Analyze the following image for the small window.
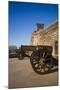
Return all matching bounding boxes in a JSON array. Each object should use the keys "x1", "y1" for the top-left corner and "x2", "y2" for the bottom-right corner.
[{"x1": 55, "y1": 41, "x2": 58, "y2": 55}]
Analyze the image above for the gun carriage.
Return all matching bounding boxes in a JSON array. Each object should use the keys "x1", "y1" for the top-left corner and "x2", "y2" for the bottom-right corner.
[{"x1": 16, "y1": 45, "x2": 58, "y2": 74}]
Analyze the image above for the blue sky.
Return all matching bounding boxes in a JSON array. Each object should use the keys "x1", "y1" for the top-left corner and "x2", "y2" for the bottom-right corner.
[{"x1": 9, "y1": 1, "x2": 58, "y2": 47}]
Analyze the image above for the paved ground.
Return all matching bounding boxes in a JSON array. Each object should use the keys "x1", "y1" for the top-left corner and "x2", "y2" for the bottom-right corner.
[{"x1": 8, "y1": 58, "x2": 58, "y2": 89}]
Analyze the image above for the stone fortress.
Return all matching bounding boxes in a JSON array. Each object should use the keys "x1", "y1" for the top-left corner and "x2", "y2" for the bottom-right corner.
[{"x1": 31, "y1": 20, "x2": 58, "y2": 57}]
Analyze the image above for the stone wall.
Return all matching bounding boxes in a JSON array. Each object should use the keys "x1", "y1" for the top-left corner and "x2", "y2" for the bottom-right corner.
[{"x1": 31, "y1": 21, "x2": 58, "y2": 57}]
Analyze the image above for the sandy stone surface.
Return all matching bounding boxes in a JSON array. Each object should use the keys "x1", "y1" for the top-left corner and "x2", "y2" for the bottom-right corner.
[{"x1": 8, "y1": 58, "x2": 58, "y2": 89}]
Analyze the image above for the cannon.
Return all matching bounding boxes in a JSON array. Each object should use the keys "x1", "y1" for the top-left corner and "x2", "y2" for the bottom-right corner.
[{"x1": 16, "y1": 45, "x2": 58, "y2": 74}]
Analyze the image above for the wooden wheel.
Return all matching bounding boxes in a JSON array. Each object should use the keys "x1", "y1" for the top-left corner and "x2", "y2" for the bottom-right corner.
[
  {"x1": 17, "y1": 49, "x2": 25, "y2": 60},
  {"x1": 30, "y1": 50, "x2": 53, "y2": 74},
  {"x1": 18, "y1": 53, "x2": 24, "y2": 60}
]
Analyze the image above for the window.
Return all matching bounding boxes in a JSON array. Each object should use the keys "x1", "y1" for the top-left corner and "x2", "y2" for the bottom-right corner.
[{"x1": 55, "y1": 41, "x2": 58, "y2": 55}]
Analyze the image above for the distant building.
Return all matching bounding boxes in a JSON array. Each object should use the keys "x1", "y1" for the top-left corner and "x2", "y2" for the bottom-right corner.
[
  {"x1": 9, "y1": 45, "x2": 17, "y2": 52},
  {"x1": 31, "y1": 21, "x2": 58, "y2": 57}
]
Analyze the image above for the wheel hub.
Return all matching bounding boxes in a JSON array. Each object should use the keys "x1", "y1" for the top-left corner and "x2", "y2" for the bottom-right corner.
[{"x1": 39, "y1": 58, "x2": 45, "y2": 65}]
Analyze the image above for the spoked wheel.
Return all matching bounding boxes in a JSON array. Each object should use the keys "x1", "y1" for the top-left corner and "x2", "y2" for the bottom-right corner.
[
  {"x1": 30, "y1": 50, "x2": 53, "y2": 74},
  {"x1": 18, "y1": 54, "x2": 24, "y2": 60}
]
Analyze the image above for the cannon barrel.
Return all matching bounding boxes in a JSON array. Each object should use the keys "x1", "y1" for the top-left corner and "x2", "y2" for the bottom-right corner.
[{"x1": 20, "y1": 45, "x2": 52, "y2": 53}]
